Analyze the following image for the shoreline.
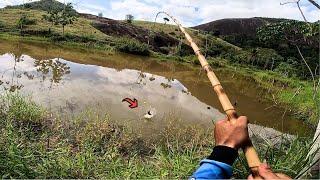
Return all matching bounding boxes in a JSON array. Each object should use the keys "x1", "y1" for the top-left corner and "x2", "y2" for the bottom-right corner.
[{"x1": 0, "y1": 33, "x2": 317, "y2": 127}]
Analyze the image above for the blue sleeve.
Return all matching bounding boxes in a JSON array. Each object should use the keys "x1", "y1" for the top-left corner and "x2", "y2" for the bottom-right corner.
[{"x1": 190, "y1": 159, "x2": 233, "y2": 179}]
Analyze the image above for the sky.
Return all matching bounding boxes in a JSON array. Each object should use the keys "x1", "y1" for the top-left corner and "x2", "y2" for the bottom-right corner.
[{"x1": 0, "y1": 0, "x2": 319, "y2": 26}]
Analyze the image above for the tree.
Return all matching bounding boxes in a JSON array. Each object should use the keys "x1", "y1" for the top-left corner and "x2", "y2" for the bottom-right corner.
[
  {"x1": 42, "y1": 5, "x2": 59, "y2": 25},
  {"x1": 125, "y1": 14, "x2": 134, "y2": 23},
  {"x1": 42, "y1": 6, "x2": 60, "y2": 34},
  {"x1": 58, "y1": 3, "x2": 77, "y2": 36},
  {"x1": 17, "y1": 15, "x2": 28, "y2": 35},
  {"x1": 42, "y1": 2, "x2": 77, "y2": 36},
  {"x1": 17, "y1": 14, "x2": 36, "y2": 35},
  {"x1": 257, "y1": 20, "x2": 319, "y2": 79},
  {"x1": 16, "y1": 0, "x2": 36, "y2": 35},
  {"x1": 280, "y1": 1, "x2": 320, "y2": 177},
  {"x1": 163, "y1": 17, "x2": 169, "y2": 24}
]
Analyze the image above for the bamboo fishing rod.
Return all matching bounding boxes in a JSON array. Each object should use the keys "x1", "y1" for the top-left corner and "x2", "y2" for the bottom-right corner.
[{"x1": 155, "y1": 11, "x2": 261, "y2": 174}]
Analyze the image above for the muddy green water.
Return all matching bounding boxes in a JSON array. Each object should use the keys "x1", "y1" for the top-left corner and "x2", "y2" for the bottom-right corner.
[{"x1": 0, "y1": 40, "x2": 313, "y2": 136}]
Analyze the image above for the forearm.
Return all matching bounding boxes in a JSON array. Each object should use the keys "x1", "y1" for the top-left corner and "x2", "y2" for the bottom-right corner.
[{"x1": 191, "y1": 146, "x2": 238, "y2": 179}]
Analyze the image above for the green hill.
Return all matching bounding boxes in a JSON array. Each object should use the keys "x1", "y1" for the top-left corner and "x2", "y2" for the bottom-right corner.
[
  {"x1": 0, "y1": 0, "x2": 318, "y2": 81},
  {"x1": 0, "y1": 8, "x2": 107, "y2": 39},
  {"x1": 5, "y1": 0, "x2": 77, "y2": 14},
  {"x1": 193, "y1": 17, "x2": 287, "y2": 37},
  {"x1": 0, "y1": 2, "x2": 240, "y2": 57}
]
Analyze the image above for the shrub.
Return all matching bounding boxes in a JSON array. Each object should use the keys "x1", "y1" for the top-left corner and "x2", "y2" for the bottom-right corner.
[
  {"x1": 253, "y1": 48, "x2": 284, "y2": 70},
  {"x1": 235, "y1": 136, "x2": 319, "y2": 179},
  {"x1": 229, "y1": 48, "x2": 284, "y2": 70},
  {"x1": 115, "y1": 38, "x2": 150, "y2": 56},
  {"x1": 0, "y1": 20, "x2": 4, "y2": 28},
  {"x1": 275, "y1": 62, "x2": 298, "y2": 78},
  {"x1": 205, "y1": 44, "x2": 222, "y2": 57},
  {"x1": 17, "y1": 15, "x2": 37, "y2": 27},
  {"x1": 176, "y1": 43, "x2": 193, "y2": 56},
  {"x1": 229, "y1": 50, "x2": 252, "y2": 64},
  {"x1": 0, "y1": 93, "x2": 45, "y2": 124},
  {"x1": 206, "y1": 43, "x2": 237, "y2": 58},
  {"x1": 50, "y1": 33, "x2": 97, "y2": 43}
]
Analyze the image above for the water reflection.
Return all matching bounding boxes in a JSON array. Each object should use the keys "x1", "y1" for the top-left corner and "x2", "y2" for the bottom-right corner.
[
  {"x1": 0, "y1": 40, "x2": 313, "y2": 135},
  {"x1": 0, "y1": 54, "x2": 24, "y2": 92},
  {"x1": 34, "y1": 58, "x2": 70, "y2": 83},
  {"x1": 0, "y1": 53, "x2": 71, "y2": 92},
  {"x1": 0, "y1": 53, "x2": 222, "y2": 129}
]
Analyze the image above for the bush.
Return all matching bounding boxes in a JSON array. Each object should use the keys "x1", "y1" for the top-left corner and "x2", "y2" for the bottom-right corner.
[
  {"x1": 115, "y1": 38, "x2": 150, "y2": 56},
  {"x1": 275, "y1": 62, "x2": 298, "y2": 78},
  {"x1": 205, "y1": 44, "x2": 222, "y2": 57},
  {"x1": 176, "y1": 43, "x2": 193, "y2": 57},
  {"x1": 17, "y1": 15, "x2": 37, "y2": 27},
  {"x1": 228, "y1": 48, "x2": 284, "y2": 70},
  {"x1": 205, "y1": 43, "x2": 237, "y2": 58},
  {"x1": 50, "y1": 33, "x2": 97, "y2": 43},
  {"x1": 0, "y1": 20, "x2": 5, "y2": 32},
  {"x1": 235, "y1": 136, "x2": 318, "y2": 179},
  {"x1": 253, "y1": 48, "x2": 284, "y2": 70},
  {"x1": 229, "y1": 50, "x2": 252, "y2": 64},
  {"x1": 0, "y1": 20, "x2": 4, "y2": 28},
  {"x1": 2, "y1": 94, "x2": 44, "y2": 124}
]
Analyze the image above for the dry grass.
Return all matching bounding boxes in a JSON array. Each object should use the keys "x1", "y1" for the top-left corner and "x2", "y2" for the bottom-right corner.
[
  {"x1": 133, "y1": 20, "x2": 241, "y2": 50},
  {"x1": 0, "y1": 8, "x2": 108, "y2": 39}
]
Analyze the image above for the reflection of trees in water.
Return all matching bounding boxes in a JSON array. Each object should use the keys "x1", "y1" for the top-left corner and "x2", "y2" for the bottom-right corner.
[
  {"x1": 0, "y1": 54, "x2": 24, "y2": 92},
  {"x1": 136, "y1": 71, "x2": 183, "y2": 91},
  {"x1": 136, "y1": 72, "x2": 147, "y2": 85},
  {"x1": 0, "y1": 54, "x2": 71, "y2": 92},
  {"x1": 160, "y1": 77, "x2": 174, "y2": 89},
  {"x1": 34, "y1": 58, "x2": 71, "y2": 83}
]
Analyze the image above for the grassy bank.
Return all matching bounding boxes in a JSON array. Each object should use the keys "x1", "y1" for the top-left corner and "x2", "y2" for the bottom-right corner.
[
  {"x1": 0, "y1": 8, "x2": 151, "y2": 56},
  {"x1": 0, "y1": 93, "x2": 318, "y2": 179},
  {"x1": 0, "y1": 9, "x2": 108, "y2": 39},
  {"x1": 0, "y1": 6, "x2": 317, "y2": 125},
  {"x1": 0, "y1": 33, "x2": 151, "y2": 56},
  {"x1": 0, "y1": 33, "x2": 115, "y2": 52},
  {"x1": 1, "y1": 30, "x2": 316, "y2": 126},
  {"x1": 1, "y1": 32, "x2": 317, "y2": 126},
  {"x1": 214, "y1": 60, "x2": 318, "y2": 124},
  {"x1": 154, "y1": 54, "x2": 319, "y2": 125},
  {"x1": 227, "y1": 64, "x2": 318, "y2": 124}
]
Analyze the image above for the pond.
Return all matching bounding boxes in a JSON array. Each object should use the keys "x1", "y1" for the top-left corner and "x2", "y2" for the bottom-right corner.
[{"x1": 0, "y1": 40, "x2": 312, "y2": 136}]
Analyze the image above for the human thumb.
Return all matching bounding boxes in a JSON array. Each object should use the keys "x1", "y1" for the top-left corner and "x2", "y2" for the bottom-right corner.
[{"x1": 258, "y1": 163, "x2": 279, "y2": 179}]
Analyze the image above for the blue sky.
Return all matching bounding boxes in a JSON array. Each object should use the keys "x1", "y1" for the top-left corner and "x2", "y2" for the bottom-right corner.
[{"x1": 0, "y1": 0, "x2": 319, "y2": 26}]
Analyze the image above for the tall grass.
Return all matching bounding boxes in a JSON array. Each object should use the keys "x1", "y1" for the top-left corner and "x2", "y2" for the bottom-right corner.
[
  {"x1": 115, "y1": 37, "x2": 150, "y2": 56},
  {"x1": 234, "y1": 135, "x2": 319, "y2": 178},
  {"x1": 0, "y1": 93, "x2": 318, "y2": 178}
]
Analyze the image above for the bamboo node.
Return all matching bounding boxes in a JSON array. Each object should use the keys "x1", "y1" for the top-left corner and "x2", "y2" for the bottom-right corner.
[
  {"x1": 195, "y1": 49, "x2": 201, "y2": 54},
  {"x1": 225, "y1": 108, "x2": 236, "y2": 112},
  {"x1": 202, "y1": 64, "x2": 210, "y2": 70},
  {"x1": 212, "y1": 83, "x2": 221, "y2": 88}
]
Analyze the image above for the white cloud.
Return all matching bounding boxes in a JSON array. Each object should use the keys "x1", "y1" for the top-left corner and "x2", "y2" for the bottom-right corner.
[
  {"x1": 110, "y1": 0, "x2": 158, "y2": 20},
  {"x1": 197, "y1": 0, "x2": 319, "y2": 24},
  {"x1": 0, "y1": 0, "x2": 319, "y2": 26},
  {"x1": 104, "y1": 0, "x2": 319, "y2": 26}
]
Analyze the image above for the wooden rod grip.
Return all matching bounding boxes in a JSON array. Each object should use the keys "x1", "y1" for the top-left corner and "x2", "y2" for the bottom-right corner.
[
  {"x1": 226, "y1": 109, "x2": 262, "y2": 171},
  {"x1": 243, "y1": 141, "x2": 261, "y2": 169}
]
